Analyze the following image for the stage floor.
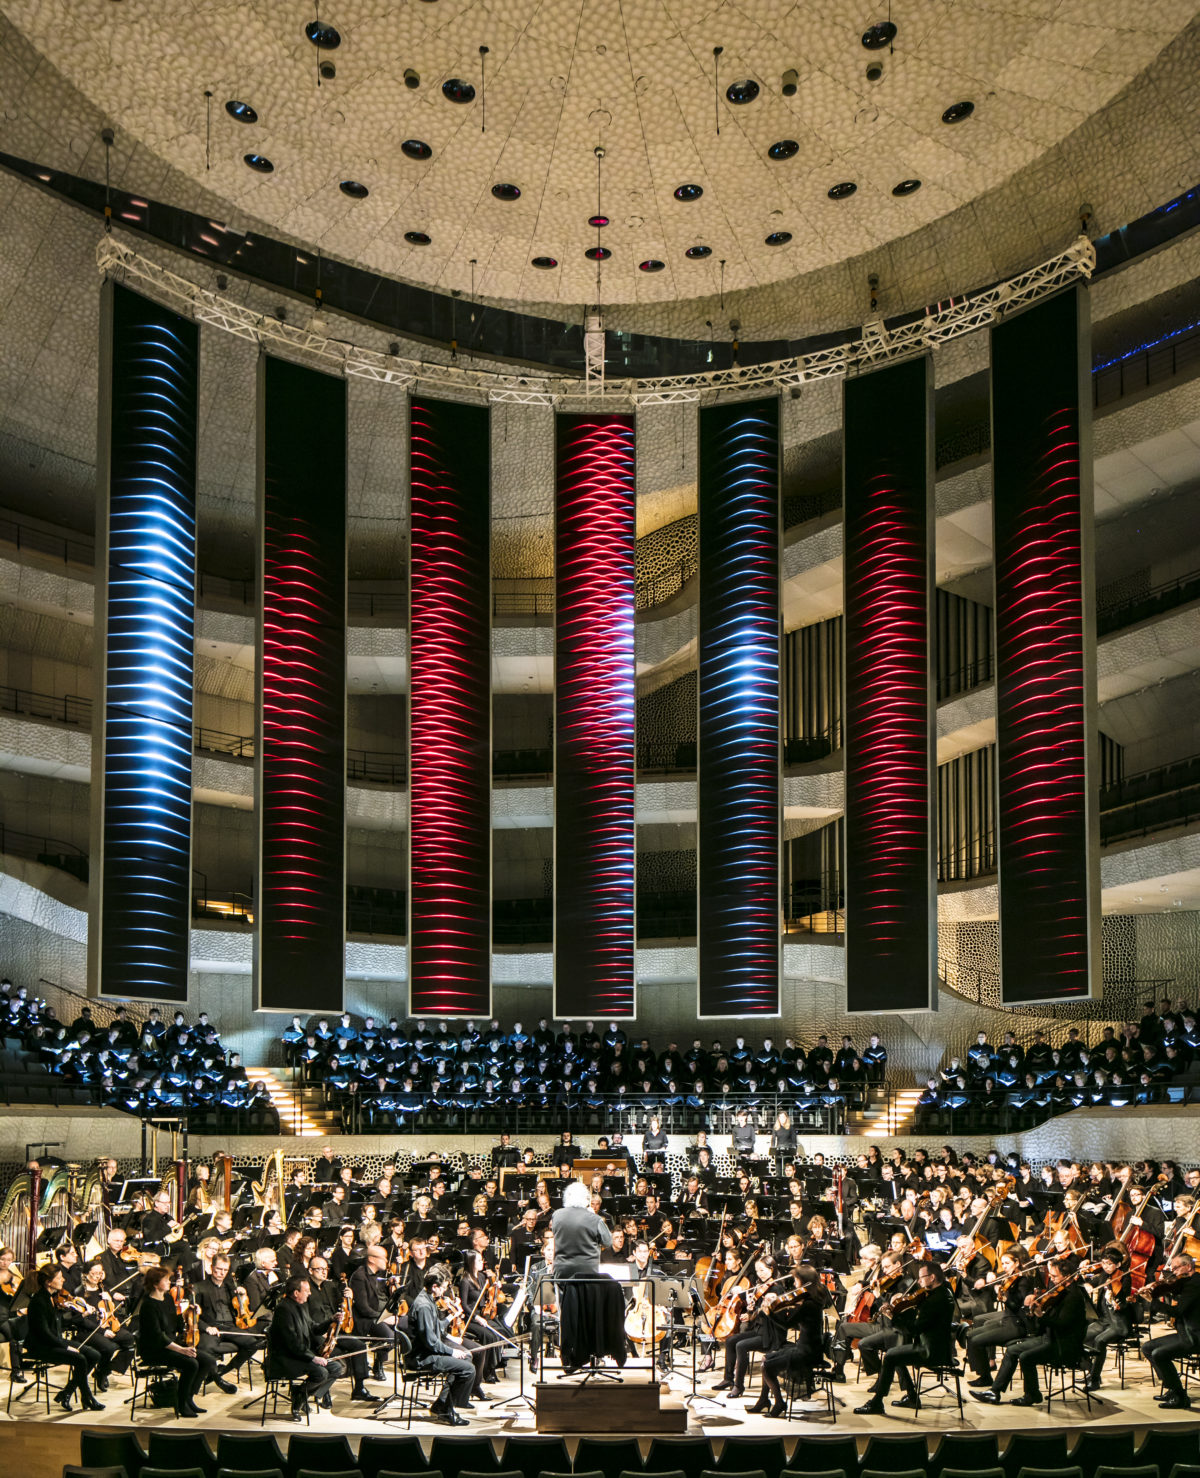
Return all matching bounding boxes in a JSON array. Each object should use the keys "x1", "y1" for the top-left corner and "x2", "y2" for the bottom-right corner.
[{"x1": 2, "y1": 1357, "x2": 1198, "y2": 1456}]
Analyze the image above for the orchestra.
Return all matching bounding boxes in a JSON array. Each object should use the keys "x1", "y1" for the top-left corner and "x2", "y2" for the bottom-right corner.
[{"x1": 3, "y1": 1141, "x2": 1200, "y2": 1428}]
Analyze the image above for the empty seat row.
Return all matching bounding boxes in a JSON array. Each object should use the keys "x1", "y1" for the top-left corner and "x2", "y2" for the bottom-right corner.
[{"x1": 74, "y1": 1432, "x2": 1200, "y2": 1478}]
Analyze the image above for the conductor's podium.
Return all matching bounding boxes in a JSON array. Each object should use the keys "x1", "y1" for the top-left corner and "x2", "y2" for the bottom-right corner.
[{"x1": 534, "y1": 1377, "x2": 688, "y2": 1432}]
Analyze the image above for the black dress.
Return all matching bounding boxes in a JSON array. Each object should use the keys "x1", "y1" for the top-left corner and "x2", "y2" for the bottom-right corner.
[{"x1": 138, "y1": 1294, "x2": 217, "y2": 1412}]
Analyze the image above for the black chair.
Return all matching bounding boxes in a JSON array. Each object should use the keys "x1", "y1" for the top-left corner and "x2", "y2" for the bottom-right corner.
[
  {"x1": 1071, "y1": 1435, "x2": 1137, "y2": 1478},
  {"x1": 699, "y1": 1467, "x2": 766, "y2": 1478},
  {"x1": 1039, "y1": 1362, "x2": 1092, "y2": 1413},
  {"x1": 1002, "y1": 1438, "x2": 1072, "y2": 1478},
  {"x1": 358, "y1": 1437, "x2": 428, "y2": 1478},
  {"x1": 940, "y1": 1469, "x2": 1002, "y2": 1478},
  {"x1": 127, "y1": 1355, "x2": 179, "y2": 1421},
  {"x1": 287, "y1": 1438, "x2": 357, "y2": 1478},
  {"x1": 1139, "y1": 1433, "x2": 1200, "y2": 1475},
  {"x1": 860, "y1": 1469, "x2": 922, "y2": 1478},
  {"x1": 1094, "y1": 1467, "x2": 1156, "y2": 1478},
  {"x1": 141, "y1": 1467, "x2": 204, "y2": 1478},
  {"x1": 785, "y1": 1438, "x2": 859, "y2": 1477},
  {"x1": 7, "y1": 1354, "x2": 60, "y2": 1412},
  {"x1": 379, "y1": 1469, "x2": 443, "y2": 1478},
  {"x1": 575, "y1": 1442, "x2": 645, "y2": 1478},
  {"x1": 913, "y1": 1360, "x2": 964, "y2": 1420},
  {"x1": 501, "y1": 1439, "x2": 570, "y2": 1478},
  {"x1": 215, "y1": 1437, "x2": 286, "y2": 1477},
  {"x1": 296, "y1": 1470, "x2": 361, "y2": 1478},
  {"x1": 860, "y1": 1439, "x2": 929, "y2": 1476},
  {"x1": 931, "y1": 1436, "x2": 1000, "y2": 1478},
  {"x1": 716, "y1": 1440, "x2": 786, "y2": 1478},
  {"x1": 427, "y1": 1440, "x2": 499, "y2": 1478},
  {"x1": 80, "y1": 1433, "x2": 148, "y2": 1478},
  {"x1": 216, "y1": 1469, "x2": 284, "y2": 1478},
  {"x1": 645, "y1": 1440, "x2": 715, "y2": 1478},
  {"x1": 1169, "y1": 1467, "x2": 1200, "y2": 1478},
  {"x1": 63, "y1": 1467, "x2": 129, "y2": 1478},
  {"x1": 1012, "y1": 1468, "x2": 1083, "y2": 1478},
  {"x1": 146, "y1": 1433, "x2": 217, "y2": 1478}
]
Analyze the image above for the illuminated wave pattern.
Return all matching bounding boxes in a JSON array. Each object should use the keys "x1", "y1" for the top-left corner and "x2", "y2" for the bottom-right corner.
[
  {"x1": 698, "y1": 400, "x2": 781, "y2": 1016},
  {"x1": 844, "y1": 453, "x2": 931, "y2": 999},
  {"x1": 259, "y1": 356, "x2": 347, "y2": 1011},
  {"x1": 100, "y1": 284, "x2": 198, "y2": 1001},
  {"x1": 555, "y1": 416, "x2": 637, "y2": 1019},
  {"x1": 995, "y1": 403, "x2": 1090, "y2": 998},
  {"x1": 409, "y1": 397, "x2": 492, "y2": 1016}
]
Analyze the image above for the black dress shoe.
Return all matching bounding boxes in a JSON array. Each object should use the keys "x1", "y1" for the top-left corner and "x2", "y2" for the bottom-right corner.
[
  {"x1": 82, "y1": 1394, "x2": 104, "y2": 1411},
  {"x1": 94, "y1": 1376, "x2": 110, "y2": 1392},
  {"x1": 1161, "y1": 1393, "x2": 1192, "y2": 1410},
  {"x1": 712, "y1": 1378, "x2": 733, "y2": 1391},
  {"x1": 1011, "y1": 1393, "x2": 1042, "y2": 1407},
  {"x1": 441, "y1": 1408, "x2": 469, "y2": 1426},
  {"x1": 1083, "y1": 1380, "x2": 1102, "y2": 1393},
  {"x1": 748, "y1": 1393, "x2": 771, "y2": 1413},
  {"x1": 968, "y1": 1375, "x2": 993, "y2": 1387},
  {"x1": 289, "y1": 1402, "x2": 309, "y2": 1423},
  {"x1": 828, "y1": 1368, "x2": 846, "y2": 1383},
  {"x1": 972, "y1": 1389, "x2": 1000, "y2": 1404},
  {"x1": 185, "y1": 1403, "x2": 207, "y2": 1416},
  {"x1": 855, "y1": 1398, "x2": 884, "y2": 1415},
  {"x1": 54, "y1": 1391, "x2": 74, "y2": 1411},
  {"x1": 351, "y1": 1384, "x2": 373, "y2": 1401},
  {"x1": 214, "y1": 1377, "x2": 237, "y2": 1395},
  {"x1": 319, "y1": 1394, "x2": 332, "y2": 1409},
  {"x1": 766, "y1": 1403, "x2": 789, "y2": 1418},
  {"x1": 892, "y1": 1395, "x2": 920, "y2": 1410}
]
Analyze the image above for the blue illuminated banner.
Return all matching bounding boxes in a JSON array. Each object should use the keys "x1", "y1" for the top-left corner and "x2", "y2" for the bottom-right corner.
[
  {"x1": 697, "y1": 398, "x2": 782, "y2": 1017},
  {"x1": 90, "y1": 281, "x2": 198, "y2": 1002}
]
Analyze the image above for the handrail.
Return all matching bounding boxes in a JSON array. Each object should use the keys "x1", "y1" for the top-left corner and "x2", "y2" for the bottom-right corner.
[
  {"x1": 1096, "y1": 565, "x2": 1200, "y2": 636},
  {"x1": 0, "y1": 822, "x2": 88, "y2": 880},
  {"x1": 936, "y1": 657, "x2": 994, "y2": 703}
]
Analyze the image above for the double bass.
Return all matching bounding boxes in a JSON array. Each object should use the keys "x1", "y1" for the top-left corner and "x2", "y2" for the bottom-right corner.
[
  {"x1": 1110, "y1": 1173, "x2": 1166, "y2": 1291},
  {"x1": 692, "y1": 1208, "x2": 727, "y2": 1312}
]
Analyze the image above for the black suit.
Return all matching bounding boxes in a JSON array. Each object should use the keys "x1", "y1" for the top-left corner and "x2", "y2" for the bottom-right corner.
[
  {"x1": 194, "y1": 1277, "x2": 262, "y2": 1372},
  {"x1": 1144, "y1": 1273, "x2": 1200, "y2": 1396},
  {"x1": 408, "y1": 1288, "x2": 474, "y2": 1410},
  {"x1": 267, "y1": 1295, "x2": 344, "y2": 1407},
  {"x1": 992, "y1": 1282, "x2": 1089, "y2": 1398},
  {"x1": 26, "y1": 1287, "x2": 100, "y2": 1399},
  {"x1": 349, "y1": 1264, "x2": 396, "y2": 1375},
  {"x1": 872, "y1": 1282, "x2": 956, "y2": 1400},
  {"x1": 308, "y1": 1278, "x2": 368, "y2": 1386}
]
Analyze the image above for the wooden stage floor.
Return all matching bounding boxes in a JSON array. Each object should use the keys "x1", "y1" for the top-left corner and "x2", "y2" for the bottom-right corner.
[{"x1": 3, "y1": 1359, "x2": 1198, "y2": 1478}]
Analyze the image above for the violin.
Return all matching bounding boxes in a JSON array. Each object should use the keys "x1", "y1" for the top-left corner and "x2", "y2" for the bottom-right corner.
[
  {"x1": 232, "y1": 1284, "x2": 261, "y2": 1329},
  {"x1": 887, "y1": 1283, "x2": 934, "y2": 1318},
  {"x1": 54, "y1": 1290, "x2": 93, "y2": 1317},
  {"x1": 1135, "y1": 1271, "x2": 1184, "y2": 1302},
  {"x1": 0, "y1": 1267, "x2": 23, "y2": 1297},
  {"x1": 96, "y1": 1288, "x2": 121, "y2": 1334},
  {"x1": 436, "y1": 1291, "x2": 466, "y2": 1339}
]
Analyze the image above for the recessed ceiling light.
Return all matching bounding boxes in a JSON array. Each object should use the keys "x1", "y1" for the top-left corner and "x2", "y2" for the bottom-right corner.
[
  {"x1": 492, "y1": 183, "x2": 521, "y2": 201},
  {"x1": 768, "y1": 139, "x2": 799, "y2": 161},
  {"x1": 861, "y1": 20, "x2": 897, "y2": 49},
  {"x1": 225, "y1": 100, "x2": 258, "y2": 124},
  {"x1": 305, "y1": 19, "x2": 341, "y2": 48},
  {"x1": 588, "y1": 214, "x2": 610, "y2": 228},
  {"x1": 827, "y1": 181, "x2": 857, "y2": 200},
  {"x1": 243, "y1": 153, "x2": 274, "y2": 173},
  {"x1": 765, "y1": 230, "x2": 792, "y2": 246},
  {"x1": 674, "y1": 183, "x2": 703, "y2": 202},
  {"x1": 942, "y1": 100, "x2": 975, "y2": 124},
  {"x1": 405, "y1": 230, "x2": 431, "y2": 245},
  {"x1": 584, "y1": 246, "x2": 612, "y2": 261},
  {"x1": 725, "y1": 79, "x2": 759, "y2": 104},
  {"x1": 531, "y1": 255, "x2": 558, "y2": 269},
  {"x1": 639, "y1": 258, "x2": 665, "y2": 272},
  {"x1": 892, "y1": 178, "x2": 921, "y2": 196},
  {"x1": 685, "y1": 244, "x2": 712, "y2": 259},
  {"x1": 340, "y1": 179, "x2": 369, "y2": 198},
  {"x1": 401, "y1": 138, "x2": 433, "y2": 160},
  {"x1": 442, "y1": 78, "x2": 475, "y2": 103}
]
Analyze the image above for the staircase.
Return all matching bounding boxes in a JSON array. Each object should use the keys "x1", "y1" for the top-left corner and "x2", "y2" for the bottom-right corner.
[
  {"x1": 855, "y1": 1085, "x2": 925, "y2": 1137},
  {"x1": 243, "y1": 1067, "x2": 331, "y2": 1137}
]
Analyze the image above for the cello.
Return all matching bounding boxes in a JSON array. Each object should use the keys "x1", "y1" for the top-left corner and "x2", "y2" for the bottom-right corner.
[
  {"x1": 708, "y1": 1241, "x2": 766, "y2": 1340},
  {"x1": 692, "y1": 1207, "x2": 727, "y2": 1312},
  {"x1": 1110, "y1": 1172, "x2": 1165, "y2": 1291}
]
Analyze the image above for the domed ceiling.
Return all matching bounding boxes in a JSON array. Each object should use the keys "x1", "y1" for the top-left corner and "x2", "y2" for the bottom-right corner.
[{"x1": 1, "y1": 0, "x2": 1196, "y2": 322}]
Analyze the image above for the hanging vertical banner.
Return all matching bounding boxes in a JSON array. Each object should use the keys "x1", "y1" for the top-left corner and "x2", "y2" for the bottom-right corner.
[
  {"x1": 554, "y1": 415, "x2": 637, "y2": 1020},
  {"x1": 254, "y1": 355, "x2": 347, "y2": 1013},
  {"x1": 697, "y1": 397, "x2": 781, "y2": 1017},
  {"x1": 90, "y1": 281, "x2": 199, "y2": 1002},
  {"x1": 992, "y1": 285, "x2": 1099, "y2": 1004},
  {"x1": 843, "y1": 356, "x2": 937, "y2": 1014},
  {"x1": 408, "y1": 397, "x2": 492, "y2": 1017}
]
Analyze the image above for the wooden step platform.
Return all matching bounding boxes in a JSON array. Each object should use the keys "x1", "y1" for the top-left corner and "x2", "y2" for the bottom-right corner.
[{"x1": 534, "y1": 1377, "x2": 688, "y2": 1433}]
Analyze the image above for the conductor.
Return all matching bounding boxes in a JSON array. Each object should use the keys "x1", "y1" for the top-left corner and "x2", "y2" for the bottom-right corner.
[
  {"x1": 552, "y1": 1180, "x2": 613, "y2": 1276},
  {"x1": 550, "y1": 1180, "x2": 625, "y2": 1372}
]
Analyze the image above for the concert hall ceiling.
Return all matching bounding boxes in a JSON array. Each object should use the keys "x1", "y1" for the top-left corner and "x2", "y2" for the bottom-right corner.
[{"x1": 0, "y1": 3, "x2": 1197, "y2": 336}]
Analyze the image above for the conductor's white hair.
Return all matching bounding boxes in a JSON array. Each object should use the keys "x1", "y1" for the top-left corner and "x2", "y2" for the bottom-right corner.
[{"x1": 562, "y1": 1179, "x2": 590, "y2": 1209}]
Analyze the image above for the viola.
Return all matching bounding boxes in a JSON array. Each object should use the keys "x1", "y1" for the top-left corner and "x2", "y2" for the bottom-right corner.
[{"x1": 232, "y1": 1284, "x2": 261, "y2": 1329}]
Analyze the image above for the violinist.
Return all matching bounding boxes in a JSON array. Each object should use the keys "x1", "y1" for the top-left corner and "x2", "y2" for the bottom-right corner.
[
  {"x1": 964, "y1": 1246, "x2": 1037, "y2": 1385},
  {"x1": 350, "y1": 1243, "x2": 398, "y2": 1381},
  {"x1": 73, "y1": 1259, "x2": 135, "y2": 1389},
  {"x1": 458, "y1": 1248, "x2": 506, "y2": 1391},
  {"x1": 194, "y1": 1252, "x2": 262, "y2": 1389},
  {"x1": 329, "y1": 1225, "x2": 362, "y2": 1283},
  {"x1": 755, "y1": 1265, "x2": 828, "y2": 1417},
  {"x1": 829, "y1": 1249, "x2": 909, "y2": 1383},
  {"x1": 972, "y1": 1256, "x2": 1088, "y2": 1406},
  {"x1": 1141, "y1": 1251, "x2": 1200, "y2": 1409},
  {"x1": 0, "y1": 1245, "x2": 30, "y2": 1387},
  {"x1": 245, "y1": 1245, "x2": 280, "y2": 1322},
  {"x1": 267, "y1": 1274, "x2": 347, "y2": 1422},
  {"x1": 1083, "y1": 1242, "x2": 1135, "y2": 1392},
  {"x1": 28, "y1": 1263, "x2": 104, "y2": 1410},
  {"x1": 307, "y1": 1254, "x2": 373, "y2": 1402},
  {"x1": 138, "y1": 1264, "x2": 217, "y2": 1418},
  {"x1": 712, "y1": 1250, "x2": 778, "y2": 1399},
  {"x1": 854, "y1": 1261, "x2": 956, "y2": 1414},
  {"x1": 409, "y1": 1265, "x2": 474, "y2": 1425},
  {"x1": 97, "y1": 1227, "x2": 138, "y2": 1303}
]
